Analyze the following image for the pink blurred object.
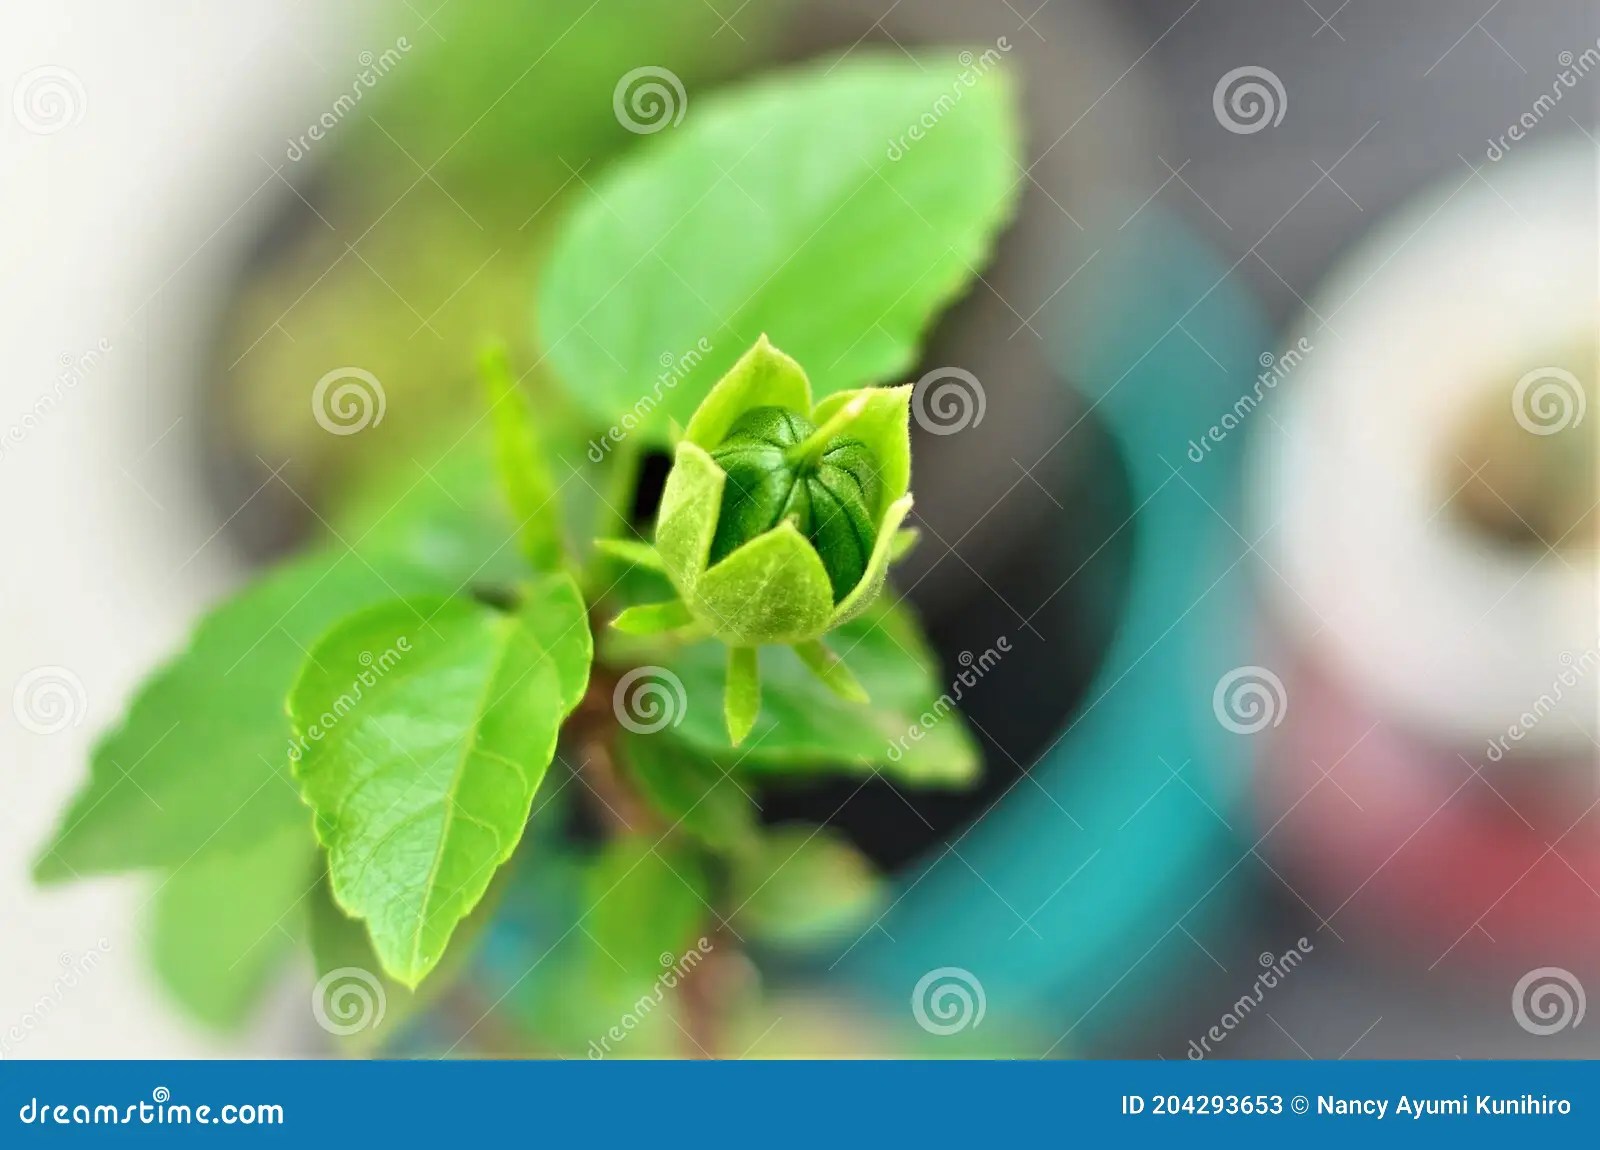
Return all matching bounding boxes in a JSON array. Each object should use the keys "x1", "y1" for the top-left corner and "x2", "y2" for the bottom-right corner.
[{"x1": 1259, "y1": 651, "x2": 1600, "y2": 969}]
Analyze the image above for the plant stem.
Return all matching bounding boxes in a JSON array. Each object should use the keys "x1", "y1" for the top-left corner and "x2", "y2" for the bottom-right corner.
[
  {"x1": 680, "y1": 926, "x2": 732, "y2": 1059},
  {"x1": 570, "y1": 664, "x2": 657, "y2": 834},
  {"x1": 568, "y1": 656, "x2": 739, "y2": 1060}
]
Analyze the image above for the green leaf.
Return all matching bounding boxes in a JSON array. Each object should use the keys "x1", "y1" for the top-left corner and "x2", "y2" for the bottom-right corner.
[
  {"x1": 148, "y1": 824, "x2": 315, "y2": 1030},
  {"x1": 289, "y1": 576, "x2": 591, "y2": 987},
  {"x1": 583, "y1": 835, "x2": 711, "y2": 993},
  {"x1": 611, "y1": 600, "x2": 696, "y2": 637},
  {"x1": 326, "y1": 431, "x2": 534, "y2": 589},
  {"x1": 618, "y1": 733, "x2": 757, "y2": 851},
  {"x1": 889, "y1": 526, "x2": 920, "y2": 562},
  {"x1": 538, "y1": 55, "x2": 1021, "y2": 438},
  {"x1": 794, "y1": 639, "x2": 869, "y2": 704},
  {"x1": 729, "y1": 826, "x2": 884, "y2": 948},
  {"x1": 724, "y1": 646, "x2": 761, "y2": 746},
  {"x1": 482, "y1": 345, "x2": 564, "y2": 571},
  {"x1": 605, "y1": 595, "x2": 980, "y2": 785},
  {"x1": 593, "y1": 537, "x2": 666, "y2": 574},
  {"x1": 307, "y1": 860, "x2": 514, "y2": 1055},
  {"x1": 34, "y1": 548, "x2": 469, "y2": 881}
]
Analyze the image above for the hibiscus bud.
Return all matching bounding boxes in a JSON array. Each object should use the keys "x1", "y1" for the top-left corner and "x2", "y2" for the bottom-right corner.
[
  {"x1": 604, "y1": 335, "x2": 916, "y2": 744},
  {"x1": 708, "y1": 405, "x2": 883, "y2": 603}
]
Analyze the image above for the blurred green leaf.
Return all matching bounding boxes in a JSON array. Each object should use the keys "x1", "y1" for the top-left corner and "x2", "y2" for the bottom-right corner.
[
  {"x1": 619, "y1": 733, "x2": 757, "y2": 851},
  {"x1": 325, "y1": 431, "x2": 534, "y2": 587},
  {"x1": 729, "y1": 826, "x2": 884, "y2": 949},
  {"x1": 794, "y1": 639, "x2": 868, "y2": 703},
  {"x1": 538, "y1": 54, "x2": 1021, "y2": 437},
  {"x1": 551, "y1": 835, "x2": 713, "y2": 1057},
  {"x1": 610, "y1": 599, "x2": 695, "y2": 637},
  {"x1": 584, "y1": 835, "x2": 710, "y2": 985},
  {"x1": 349, "y1": 0, "x2": 786, "y2": 203},
  {"x1": 290, "y1": 578, "x2": 590, "y2": 987},
  {"x1": 482, "y1": 346, "x2": 565, "y2": 571},
  {"x1": 148, "y1": 824, "x2": 315, "y2": 1030}
]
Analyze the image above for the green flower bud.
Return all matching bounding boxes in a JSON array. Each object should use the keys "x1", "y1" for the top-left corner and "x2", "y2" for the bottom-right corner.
[
  {"x1": 707, "y1": 406, "x2": 882, "y2": 603},
  {"x1": 651, "y1": 334, "x2": 914, "y2": 645},
  {"x1": 605, "y1": 336, "x2": 916, "y2": 743}
]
